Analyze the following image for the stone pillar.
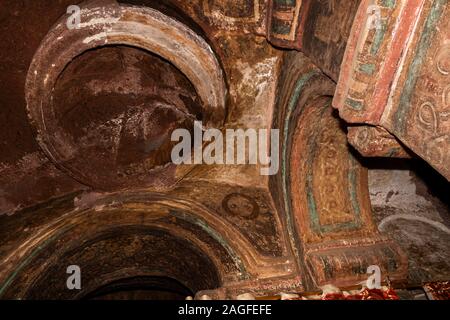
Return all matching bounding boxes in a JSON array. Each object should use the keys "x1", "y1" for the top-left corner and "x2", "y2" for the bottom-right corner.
[
  {"x1": 334, "y1": 0, "x2": 450, "y2": 180},
  {"x1": 272, "y1": 51, "x2": 408, "y2": 289}
]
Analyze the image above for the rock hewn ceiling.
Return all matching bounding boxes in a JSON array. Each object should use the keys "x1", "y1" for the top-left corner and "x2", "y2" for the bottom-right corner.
[{"x1": 0, "y1": 0, "x2": 448, "y2": 300}]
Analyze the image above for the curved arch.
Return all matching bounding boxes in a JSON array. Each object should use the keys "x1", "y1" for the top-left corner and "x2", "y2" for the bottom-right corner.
[
  {"x1": 22, "y1": 225, "x2": 222, "y2": 299},
  {"x1": 0, "y1": 194, "x2": 257, "y2": 299},
  {"x1": 25, "y1": 3, "x2": 226, "y2": 175}
]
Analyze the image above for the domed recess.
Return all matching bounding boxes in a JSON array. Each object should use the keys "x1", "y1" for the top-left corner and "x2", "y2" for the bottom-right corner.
[
  {"x1": 51, "y1": 45, "x2": 201, "y2": 189},
  {"x1": 26, "y1": 3, "x2": 226, "y2": 190}
]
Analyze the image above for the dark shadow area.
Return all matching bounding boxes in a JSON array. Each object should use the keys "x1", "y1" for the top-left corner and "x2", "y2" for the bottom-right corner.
[{"x1": 82, "y1": 276, "x2": 193, "y2": 300}]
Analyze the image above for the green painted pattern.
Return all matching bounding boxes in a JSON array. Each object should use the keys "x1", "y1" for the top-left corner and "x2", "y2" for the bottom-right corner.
[
  {"x1": 360, "y1": 63, "x2": 376, "y2": 75},
  {"x1": 0, "y1": 209, "x2": 249, "y2": 297},
  {"x1": 380, "y1": 0, "x2": 396, "y2": 8},
  {"x1": 274, "y1": 0, "x2": 297, "y2": 7},
  {"x1": 271, "y1": 19, "x2": 294, "y2": 35},
  {"x1": 271, "y1": 0, "x2": 299, "y2": 35},
  {"x1": 345, "y1": 97, "x2": 364, "y2": 111},
  {"x1": 0, "y1": 225, "x2": 73, "y2": 297},
  {"x1": 281, "y1": 70, "x2": 321, "y2": 249},
  {"x1": 280, "y1": 70, "x2": 362, "y2": 237},
  {"x1": 169, "y1": 211, "x2": 249, "y2": 280},
  {"x1": 305, "y1": 108, "x2": 363, "y2": 235},
  {"x1": 370, "y1": 20, "x2": 388, "y2": 56},
  {"x1": 394, "y1": 0, "x2": 446, "y2": 134}
]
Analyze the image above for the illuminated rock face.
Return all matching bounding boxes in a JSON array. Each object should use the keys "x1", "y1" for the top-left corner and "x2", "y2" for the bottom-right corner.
[{"x1": 0, "y1": 0, "x2": 448, "y2": 299}]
